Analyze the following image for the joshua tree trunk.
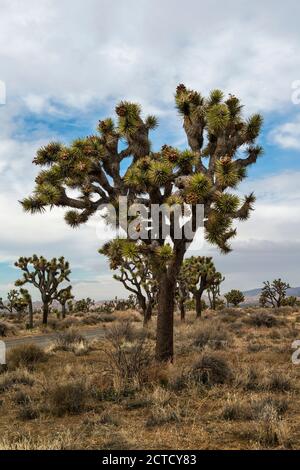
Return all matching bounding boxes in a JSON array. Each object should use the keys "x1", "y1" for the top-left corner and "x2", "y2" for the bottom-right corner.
[
  {"x1": 156, "y1": 244, "x2": 185, "y2": 362},
  {"x1": 195, "y1": 289, "x2": 205, "y2": 318},
  {"x1": 156, "y1": 273, "x2": 175, "y2": 362},
  {"x1": 28, "y1": 299, "x2": 33, "y2": 329},
  {"x1": 61, "y1": 303, "x2": 66, "y2": 319},
  {"x1": 179, "y1": 299, "x2": 185, "y2": 322},
  {"x1": 42, "y1": 302, "x2": 49, "y2": 325},
  {"x1": 143, "y1": 302, "x2": 152, "y2": 326}
]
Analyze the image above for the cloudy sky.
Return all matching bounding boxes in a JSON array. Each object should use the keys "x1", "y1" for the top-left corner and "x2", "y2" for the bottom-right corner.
[{"x1": 1, "y1": 0, "x2": 300, "y2": 300}]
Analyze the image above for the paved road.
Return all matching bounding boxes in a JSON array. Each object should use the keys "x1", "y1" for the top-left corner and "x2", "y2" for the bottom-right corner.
[{"x1": 2, "y1": 327, "x2": 106, "y2": 351}]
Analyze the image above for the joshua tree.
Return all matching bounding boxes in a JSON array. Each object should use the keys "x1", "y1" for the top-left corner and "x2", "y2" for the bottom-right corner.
[
  {"x1": 180, "y1": 256, "x2": 220, "y2": 318},
  {"x1": 175, "y1": 273, "x2": 190, "y2": 322},
  {"x1": 207, "y1": 272, "x2": 225, "y2": 310},
  {"x1": 71, "y1": 297, "x2": 95, "y2": 313},
  {"x1": 224, "y1": 289, "x2": 245, "y2": 307},
  {"x1": 0, "y1": 289, "x2": 25, "y2": 315},
  {"x1": 15, "y1": 255, "x2": 71, "y2": 324},
  {"x1": 19, "y1": 289, "x2": 34, "y2": 328},
  {"x1": 21, "y1": 85, "x2": 263, "y2": 361},
  {"x1": 100, "y1": 239, "x2": 157, "y2": 324},
  {"x1": 56, "y1": 286, "x2": 74, "y2": 319},
  {"x1": 259, "y1": 279, "x2": 290, "y2": 308},
  {"x1": 282, "y1": 295, "x2": 298, "y2": 307}
]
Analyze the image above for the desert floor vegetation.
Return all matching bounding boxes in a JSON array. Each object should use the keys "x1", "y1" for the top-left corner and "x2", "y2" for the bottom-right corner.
[{"x1": 1, "y1": 306, "x2": 300, "y2": 450}]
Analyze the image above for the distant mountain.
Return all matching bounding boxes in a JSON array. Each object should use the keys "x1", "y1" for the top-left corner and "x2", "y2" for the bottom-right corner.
[{"x1": 243, "y1": 287, "x2": 300, "y2": 298}]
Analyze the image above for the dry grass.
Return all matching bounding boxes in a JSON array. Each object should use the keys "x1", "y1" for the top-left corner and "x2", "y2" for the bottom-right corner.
[{"x1": 0, "y1": 306, "x2": 300, "y2": 450}]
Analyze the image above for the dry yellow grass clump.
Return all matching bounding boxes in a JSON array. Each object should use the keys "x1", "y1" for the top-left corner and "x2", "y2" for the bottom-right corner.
[{"x1": 0, "y1": 306, "x2": 300, "y2": 450}]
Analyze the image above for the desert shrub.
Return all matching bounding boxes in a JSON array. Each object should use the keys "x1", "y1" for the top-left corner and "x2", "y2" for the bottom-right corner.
[
  {"x1": 125, "y1": 398, "x2": 151, "y2": 410},
  {"x1": 53, "y1": 329, "x2": 85, "y2": 351},
  {"x1": 98, "y1": 314, "x2": 117, "y2": 323},
  {"x1": 13, "y1": 390, "x2": 31, "y2": 405},
  {"x1": 268, "y1": 329, "x2": 282, "y2": 340},
  {"x1": 81, "y1": 314, "x2": 99, "y2": 325},
  {"x1": 247, "y1": 312, "x2": 278, "y2": 328},
  {"x1": 0, "y1": 322, "x2": 18, "y2": 337},
  {"x1": 255, "y1": 405, "x2": 291, "y2": 448},
  {"x1": 189, "y1": 353, "x2": 233, "y2": 386},
  {"x1": 251, "y1": 397, "x2": 289, "y2": 418},
  {"x1": 17, "y1": 403, "x2": 39, "y2": 421},
  {"x1": 228, "y1": 321, "x2": 244, "y2": 333},
  {"x1": 0, "y1": 369, "x2": 34, "y2": 392},
  {"x1": 145, "y1": 386, "x2": 180, "y2": 427},
  {"x1": 222, "y1": 396, "x2": 289, "y2": 422},
  {"x1": 98, "y1": 412, "x2": 120, "y2": 426},
  {"x1": 146, "y1": 406, "x2": 180, "y2": 427},
  {"x1": 192, "y1": 322, "x2": 231, "y2": 350},
  {"x1": 46, "y1": 318, "x2": 59, "y2": 330},
  {"x1": 0, "y1": 430, "x2": 74, "y2": 450},
  {"x1": 222, "y1": 396, "x2": 252, "y2": 421},
  {"x1": 102, "y1": 323, "x2": 154, "y2": 391},
  {"x1": 7, "y1": 344, "x2": 48, "y2": 370},
  {"x1": 48, "y1": 381, "x2": 86, "y2": 416},
  {"x1": 247, "y1": 342, "x2": 266, "y2": 353},
  {"x1": 59, "y1": 316, "x2": 80, "y2": 329},
  {"x1": 266, "y1": 372, "x2": 292, "y2": 392},
  {"x1": 239, "y1": 365, "x2": 265, "y2": 391}
]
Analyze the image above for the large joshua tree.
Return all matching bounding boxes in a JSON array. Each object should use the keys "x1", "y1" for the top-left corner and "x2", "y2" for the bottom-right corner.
[
  {"x1": 21, "y1": 85, "x2": 263, "y2": 361},
  {"x1": 100, "y1": 239, "x2": 157, "y2": 324},
  {"x1": 15, "y1": 255, "x2": 71, "y2": 324}
]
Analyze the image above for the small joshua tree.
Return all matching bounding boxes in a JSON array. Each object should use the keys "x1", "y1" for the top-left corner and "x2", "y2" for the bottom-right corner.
[
  {"x1": 175, "y1": 274, "x2": 190, "y2": 322},
  {"x1": 207, "y1": 272, "x2": 225, "y2": 310},
  {"x1": 22, "y1": 85, "x2": 263, "y2": 361},
  {"x1": 0, "y1": 289, "x2": 25, "y2": 315},
  {"x1": 282, "y1": 295, "x2": 298, "y2": 307},
  {"x1": 224, "y1": 289, "x2": 245, "y2": 307},
  {"x1": 100, "y1": 239, "x2": 157, "y2": 324},
  {"x1": 180, "y1": 256, "x2": 220, "y2": 318},
  {"x1": 56, "y1": 287, "x2": 74, "y2": 319},
  {"x1": 15, "y1": 255, "x2": 71, "y2": 324},
  {"x1": 259, "y1": 279, "x2": 290, "y2": 308},
  {"x1": 71, "y1": 297, "x2": 95, "y2": 313},
  {"x1": 19, "y1": 289, "x2": 34, "y2": 328}
]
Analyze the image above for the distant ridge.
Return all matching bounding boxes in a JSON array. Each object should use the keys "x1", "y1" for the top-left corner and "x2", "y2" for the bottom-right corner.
[{"x1": 243, "y1": 287, "x2": 300, "y2": 298}]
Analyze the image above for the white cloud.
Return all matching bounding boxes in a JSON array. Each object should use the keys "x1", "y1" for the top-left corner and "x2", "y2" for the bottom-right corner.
[
  {"x1": 1, "y1": 0, "x2": 300, "y2": 298},
  {"x1": 270, "y1": 115, "x2": 300, "y2": 149},
  {"x1": 0, "y1": 0, "x2": 300, "y2": 115}
]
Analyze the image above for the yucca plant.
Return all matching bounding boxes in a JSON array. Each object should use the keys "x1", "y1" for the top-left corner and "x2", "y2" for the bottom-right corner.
[{"x1": 22, "y1": 85, "x2": 263, "y2": 361}]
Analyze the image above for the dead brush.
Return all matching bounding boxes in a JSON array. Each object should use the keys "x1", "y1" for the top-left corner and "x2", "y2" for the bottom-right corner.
[
  {"x1": 48, "y1": 380, "x2": 86, "y2": 416},
  {"x1": 255, "y1": 405, "x2": 291, "y2": 448},
  {"x1": 189, "y1": 353, "x2": 233, "y2": 386},
  {"x1": 191, "y1": 321, "x2": 232, "y2": 350},
  {"x1": 145, "y1": 386, "x2": 181, "y2": 428},
  {"x1": 51, "y1": 328, "x2": 89, "y2": 355},
  {"x1": 245, "y1": 311, "x2": 279, "y2": 328},
  {"x1": 0, "y1": 321, "x2": 18, "y2": 337},
  {"x1": 101, "y1": 322, "x2": 154, "y2": 392},
  {"x1": 0, "y1": 369, "x2": 34, "y2": 392},
  {"x1": 7, "y1": 344, "x2": 48, "y2": 370}
]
